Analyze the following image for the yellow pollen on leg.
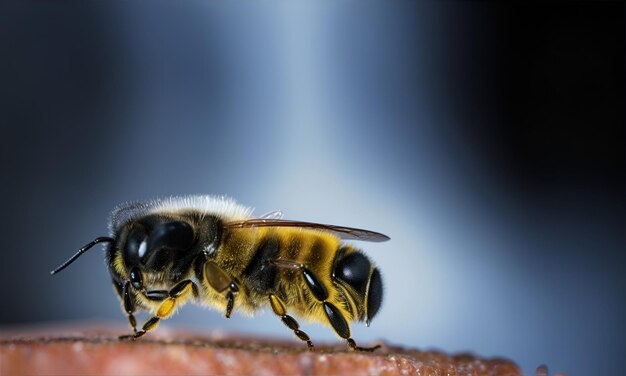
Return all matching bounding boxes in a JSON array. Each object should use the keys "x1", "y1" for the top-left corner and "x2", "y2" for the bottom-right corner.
[
  {"x1": 157, "y1": 297, "x2": 176, "y2": 318},
  {"x1": 269, "y1": 294, "x2": 286, "y2": 316}
]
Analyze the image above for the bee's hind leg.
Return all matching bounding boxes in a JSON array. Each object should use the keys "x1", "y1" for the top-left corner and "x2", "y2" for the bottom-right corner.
[
  {"x1": 119, "y1": 279, "x2": 195, "y2": 340},
  {"x1": 347, "y1": 338, "x2": 380, "y2": 352},
  {"x1": 269, "y1": 294, "x2": 315, "y2": 351},
  {"x1": 271, "y1": 260, "x2": 380, "y2": 352},
  {"x1": 323, "y1": 301, "x2": 380, "y2": 352}
]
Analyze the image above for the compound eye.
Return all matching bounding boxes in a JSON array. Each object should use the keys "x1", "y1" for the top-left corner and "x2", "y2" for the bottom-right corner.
[
  {"x1": 146, "y1": 221, "x2": 194, "y2": 254},
  {"x1": 125, "y1": 226, "x2": 148, "y2": 267},
  {"x1": 142, "y1": 221, "x2": 194, "y2": 270}
]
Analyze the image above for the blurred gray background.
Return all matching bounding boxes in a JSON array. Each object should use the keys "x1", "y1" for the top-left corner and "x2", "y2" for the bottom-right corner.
[{"x1": 1, "y1": 2, "x2": 623, "y2": 375}]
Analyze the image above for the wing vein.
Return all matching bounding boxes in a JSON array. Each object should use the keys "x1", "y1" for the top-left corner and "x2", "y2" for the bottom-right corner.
[{"x1": 224, "y1": 219, "x2": 389, "y2": 243}]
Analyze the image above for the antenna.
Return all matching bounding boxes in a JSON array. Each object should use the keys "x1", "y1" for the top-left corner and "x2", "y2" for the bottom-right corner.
[{"x1": 50, "y1": 237, "x2": 115, "y2": 275}]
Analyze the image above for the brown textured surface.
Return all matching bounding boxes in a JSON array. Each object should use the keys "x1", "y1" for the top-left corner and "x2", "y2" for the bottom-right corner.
[{"x1": 0, "y1": 330, "x2": 522, "y2": 376}]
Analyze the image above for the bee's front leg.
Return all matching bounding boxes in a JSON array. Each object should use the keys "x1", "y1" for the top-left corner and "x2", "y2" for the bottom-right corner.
[
  {"x1": 119, "y1": 279, "x2": 195, "y2": 340},
  {"x1": 121, "y1": 281, "x2": 138, "y2": 333}
]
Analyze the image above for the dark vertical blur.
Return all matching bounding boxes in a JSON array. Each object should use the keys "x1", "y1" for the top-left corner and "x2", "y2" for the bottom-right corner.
[
  {"x1": 485, "y1": 4, "x2": 621, "y2": 194},
  {"x1": 1, "y1": 2, "x2": 623, "y2": 375}
]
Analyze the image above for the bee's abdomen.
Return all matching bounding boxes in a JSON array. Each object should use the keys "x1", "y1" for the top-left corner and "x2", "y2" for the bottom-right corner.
[
  {"x1": 332, "y1": 247, "x2": 383, "y2": 324},
  {"x1": 220, "y1": 228, "x2": 382, "y2": 326},
  {"x1": 333, "y1": 250, "x2": 371, "y2": 296}
]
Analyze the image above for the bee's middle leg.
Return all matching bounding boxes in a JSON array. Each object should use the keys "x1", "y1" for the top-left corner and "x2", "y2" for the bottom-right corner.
[
  {"x1": 119, "y1": 279, "x2": 194, "y2": 340},
  {"x1": 204, "y1": 261, "x2": 239, "y2": 318}
]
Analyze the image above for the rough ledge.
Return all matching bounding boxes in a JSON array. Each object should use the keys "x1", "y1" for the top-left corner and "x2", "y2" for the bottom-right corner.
[{"x1": 0, "y1": 330, "x2": 522, "y2": 376}]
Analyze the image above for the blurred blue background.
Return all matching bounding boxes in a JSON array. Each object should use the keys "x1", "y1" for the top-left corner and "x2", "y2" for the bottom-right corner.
[{"x1": 1, "y1": 2, "x2": 623, "y2": 375}]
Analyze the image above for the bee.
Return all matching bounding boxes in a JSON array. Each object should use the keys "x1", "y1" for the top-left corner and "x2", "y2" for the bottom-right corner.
[{"x1": 51, "y1": 195, "x2": 389, "y2": 351}]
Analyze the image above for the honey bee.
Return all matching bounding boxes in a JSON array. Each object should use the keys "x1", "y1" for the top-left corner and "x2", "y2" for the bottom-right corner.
[{"x1": 51, "y1": 195, "x2": 389, "y2": 351}]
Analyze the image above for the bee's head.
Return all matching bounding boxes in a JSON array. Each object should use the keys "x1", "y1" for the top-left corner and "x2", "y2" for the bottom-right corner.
[{"x1": 114, "y1": 215, "x2": 197, "y2": 289}]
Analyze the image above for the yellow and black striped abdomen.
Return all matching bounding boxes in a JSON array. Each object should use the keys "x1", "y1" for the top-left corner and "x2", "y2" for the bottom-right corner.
[
  {"x1": 213, "y1": 226, "x2": 381, "y2": 328},
  {"x1": 260, "y1": 229, "x2": 348, "y2": 323}
]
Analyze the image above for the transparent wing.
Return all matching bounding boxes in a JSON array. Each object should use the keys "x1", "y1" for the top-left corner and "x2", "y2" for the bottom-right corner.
[
  {"x1": 224, "y1": 219, "x2": 390, "y2": 243},
  {"x1": 259, "y1": 210, "x2": 284, "y2": 220}
]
